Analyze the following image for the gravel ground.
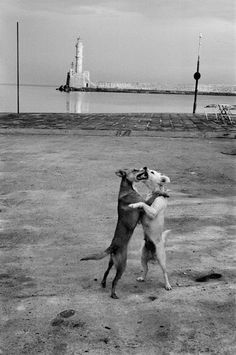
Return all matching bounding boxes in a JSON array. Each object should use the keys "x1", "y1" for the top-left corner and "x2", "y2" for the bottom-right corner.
[{"x1": 0, "y1": 134, "x2": 235, "y2": 355}]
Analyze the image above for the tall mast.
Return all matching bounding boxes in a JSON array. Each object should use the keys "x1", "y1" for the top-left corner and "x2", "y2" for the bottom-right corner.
[
  {"x1": 16, "y1": 22, "x2": 20, "y2": 114},
  {"x1": 193, "y1": 33, "x2": 202, "y2": 114}
]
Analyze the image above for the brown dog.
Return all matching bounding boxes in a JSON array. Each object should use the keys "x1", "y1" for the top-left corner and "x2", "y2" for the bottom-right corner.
[{"x1": 81, "y1": 167, "x2": 150, "y2": 299}]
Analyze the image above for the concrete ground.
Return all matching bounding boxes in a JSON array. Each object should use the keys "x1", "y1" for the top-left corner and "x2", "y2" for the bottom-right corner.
[{"x1": 0, "y1": 132, "x2": 235, "y2": 355}]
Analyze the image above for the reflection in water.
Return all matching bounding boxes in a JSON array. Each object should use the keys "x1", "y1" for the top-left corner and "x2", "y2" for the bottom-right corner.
[
  {"x1": 1, "y1": 84, "x2": 235, "y2": 113},
  {"x1": 64, "y1": 91, "x2": 236, "y2": 114},
  {"x1": 66, "y1": 92, "x2": 89, "y2": 113}
]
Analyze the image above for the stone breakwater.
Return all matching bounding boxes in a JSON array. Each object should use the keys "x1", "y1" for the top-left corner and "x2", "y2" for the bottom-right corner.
[
  {"x1": 57, "y1": 86, "x2": 236, "y2": 96},
  {"x1": 0, "y1": 113, "x2": 235, "y2": 138}
]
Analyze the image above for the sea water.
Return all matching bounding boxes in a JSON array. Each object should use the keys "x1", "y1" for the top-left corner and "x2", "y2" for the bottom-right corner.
[{"x1": 0, "y1": 84, "x2": 235, "y2": 114}]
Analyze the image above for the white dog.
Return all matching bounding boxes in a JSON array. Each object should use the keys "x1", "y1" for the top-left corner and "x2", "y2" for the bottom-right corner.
[{"x1": 129, "y1": 168, "x2": 172, "y2": 290}]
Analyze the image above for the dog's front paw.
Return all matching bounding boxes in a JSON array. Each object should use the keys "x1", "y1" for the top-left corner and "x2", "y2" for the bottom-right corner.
[
  {"x1": 136, "y1": 276, "x2": 145, "y2": 282},
  {"x1": 128, "y1": 203, "x2": 135, "y2": 209},
  {"x1": 129, "y1": 202, "x2": 143, "y2": 209}
]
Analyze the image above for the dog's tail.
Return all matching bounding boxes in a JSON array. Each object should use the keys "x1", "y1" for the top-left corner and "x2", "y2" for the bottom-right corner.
[
  {"x1": 161, "y1": 229, "x2": 171, "y2": 244},
  {"x1": 81, "y1": 247, "x2": 111, "y2": 261}
]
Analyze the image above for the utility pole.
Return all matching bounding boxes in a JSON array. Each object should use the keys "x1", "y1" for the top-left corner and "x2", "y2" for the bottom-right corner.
[
  {"x1": 193, "y1": 33, "x2": 202, "y2": 114},
  {"x1": 16, "y1": 22, "x2": 20, "y2": 114}
]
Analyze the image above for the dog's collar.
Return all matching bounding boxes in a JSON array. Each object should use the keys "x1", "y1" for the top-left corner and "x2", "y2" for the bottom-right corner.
[
  {"x1": 153, "y1": 191, "x2": 169, "y2": 198},
  {"x1": 145, "y1": 191, "x2": 169, "y2": 206},
  {"x1": 148, "y1": 191, "x2": 169, "y2": 199}
]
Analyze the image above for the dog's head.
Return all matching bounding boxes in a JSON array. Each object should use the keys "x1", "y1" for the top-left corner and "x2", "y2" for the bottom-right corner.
[
  {"x1": 115, "y1": 167, "x2": 148, "y2": 182},
  {"x1": 141, "y1": 168, "x2": 170, "y2": 190}
]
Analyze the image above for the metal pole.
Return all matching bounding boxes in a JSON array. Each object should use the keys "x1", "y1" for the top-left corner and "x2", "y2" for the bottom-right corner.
[
  {"x1": 193, "y1": 33, "x2": 202, "y2": 114},
  {"x1": 17, "y1": 22, "x2": 20, "y2": 114}
]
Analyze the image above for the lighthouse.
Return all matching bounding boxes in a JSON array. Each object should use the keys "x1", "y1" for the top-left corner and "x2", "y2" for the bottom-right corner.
[
  {"x1": 59, "y1": 37, "x2": 90, "y2": 91},
  {"x1": 75, "y1": 37, "x2": 83, "y2": 74}
]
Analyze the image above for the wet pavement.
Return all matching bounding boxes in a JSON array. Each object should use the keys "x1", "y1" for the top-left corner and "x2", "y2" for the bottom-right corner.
[{"x1": 0, "y1": 112, "x2": 235, "y2": 138}]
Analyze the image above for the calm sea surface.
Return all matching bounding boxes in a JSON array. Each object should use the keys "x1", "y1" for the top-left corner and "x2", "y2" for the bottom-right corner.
[{"x1": 0, "y1": 84, "x2": 235, "y2": 114}]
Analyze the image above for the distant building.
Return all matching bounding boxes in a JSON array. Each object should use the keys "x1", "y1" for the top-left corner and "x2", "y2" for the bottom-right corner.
[{"x1": 69, "y1": 37, "x2": 90, "y2": 89}]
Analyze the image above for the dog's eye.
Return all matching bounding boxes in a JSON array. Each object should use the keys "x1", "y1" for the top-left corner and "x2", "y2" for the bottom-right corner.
[{"x1": 151, "y1": 171, "x2": 155, "y2": 174}]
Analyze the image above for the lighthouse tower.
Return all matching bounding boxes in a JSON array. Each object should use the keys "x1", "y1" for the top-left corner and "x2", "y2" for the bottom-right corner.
[
  {"x1": 68, "y1": 37, "x2": 90, "y2": 89},
  {"x1": 75, "y1": 37, "x2": 83, "y2": 74}
]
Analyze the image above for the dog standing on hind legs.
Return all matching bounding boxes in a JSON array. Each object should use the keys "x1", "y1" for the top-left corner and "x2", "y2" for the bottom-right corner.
[
  {"x1": 81, "y1": 167, "x2": 150, "y2": 299},
  {"x1": 129, "y1": 168, "x2": 172, "y2": 291}
]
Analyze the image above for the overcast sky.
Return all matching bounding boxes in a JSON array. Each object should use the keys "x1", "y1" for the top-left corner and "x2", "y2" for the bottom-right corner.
[{"x1": 0, "y1": 0, "x2": 235, "y2": 86}]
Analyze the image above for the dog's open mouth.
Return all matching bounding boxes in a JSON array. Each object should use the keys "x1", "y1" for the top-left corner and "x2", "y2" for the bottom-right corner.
[{"x1": 136, "y1": 170, "x2": 148, "y2": 180}]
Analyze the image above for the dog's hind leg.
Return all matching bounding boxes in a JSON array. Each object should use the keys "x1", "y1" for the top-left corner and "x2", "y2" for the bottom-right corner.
[
  {"x1": 137, "y1": 247, "x2": 149, "y2": 282},
  {"x1": 155, "y1": 242, "x2": 172, "y2": 290},
  {"x1": 101, "y1": 257, "x2": 114, "y2": 288},
  {"x1": 137, "y1": 238, "x2": 156, "y2": 282},
  {"x1": 111, "y1": 253, "x2": 127, "y2": 299}
]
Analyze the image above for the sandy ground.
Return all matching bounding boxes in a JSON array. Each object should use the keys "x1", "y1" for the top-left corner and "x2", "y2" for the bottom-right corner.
[{"x1": 0, "y1": 134, "x2": 235, "y2": 355}]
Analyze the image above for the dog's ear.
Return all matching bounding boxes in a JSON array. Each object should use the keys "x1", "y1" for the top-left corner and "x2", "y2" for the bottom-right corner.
[
  {"x1": 161, "y1": 175, "x2": 170, "y2": 184},
  {"x1": 115, "y1": 169, "x2": 126, "y2": 177}
]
